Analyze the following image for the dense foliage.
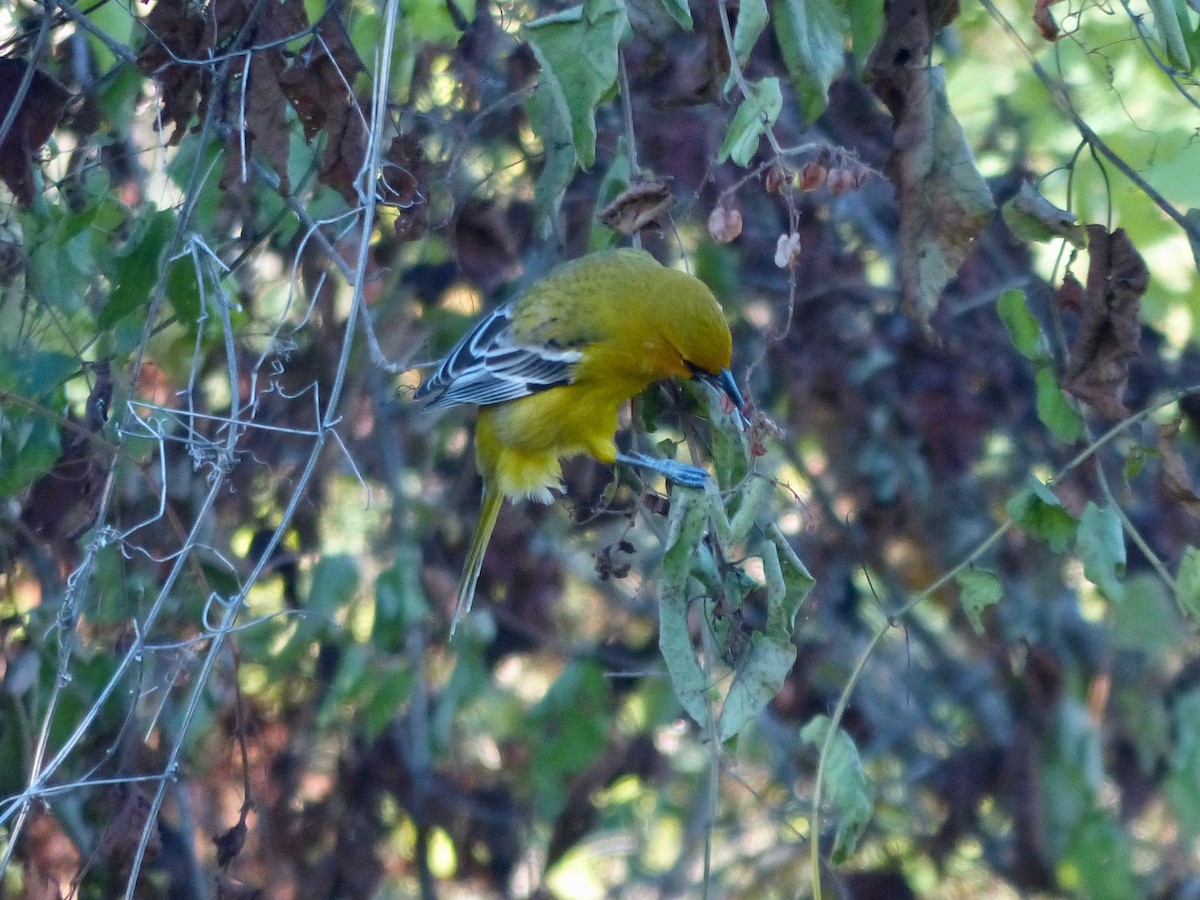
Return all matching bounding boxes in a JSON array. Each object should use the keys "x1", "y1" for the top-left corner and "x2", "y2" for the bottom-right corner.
[{"x1": 2, "y1": 0, "x2": 1200, "y2": 896}]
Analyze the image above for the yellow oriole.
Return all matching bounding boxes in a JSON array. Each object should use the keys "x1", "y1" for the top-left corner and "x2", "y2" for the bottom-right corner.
[{"x1": 416, "y1": 248, "x2": 743, "y2": 631}]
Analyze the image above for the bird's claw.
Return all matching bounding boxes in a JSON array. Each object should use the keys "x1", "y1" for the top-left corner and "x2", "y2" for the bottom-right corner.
[{"x1": 615, "y1": 452, "x2": 710, "y2": 488}]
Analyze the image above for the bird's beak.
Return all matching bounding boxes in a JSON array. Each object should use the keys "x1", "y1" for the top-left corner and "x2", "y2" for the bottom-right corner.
[
  {"x1": 709, "y1": 368, "x2": 745, "y2": 410},
  {"x1": 698, "y1": 368, "x2": 749, "y2": 428}
]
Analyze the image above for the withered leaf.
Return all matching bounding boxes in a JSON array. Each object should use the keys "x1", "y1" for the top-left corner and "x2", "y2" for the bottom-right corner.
[
  {"x1": 1002, "y1": 182, "x2": 1086, "y2": 247},
  {"x1": 1033, "y1": 0, "x2": 1066, "y2": 41},
  {"x1": 137, "y1": 0, "x2": 211, "y2": 145},
  {"x1": 1156, "y1": 419, "x2": 1200, "y2": 521},
  {"x1": 382, "y1": 134, "x2": 428, "y2": 243},
  {"x1": 598, "y1": 180, "x2": 676, "y2": 235},
  {"x1": 1061, "y1": 225, "x2": 1148, "y2": 419},
  {"x1": 318, "y1": 101, "x2": 369, "y2": 205},
  {"x1": 0, "y1": 59, "x2": 72, "y2": 206},
  {"x1": 222, "y1": 53, "x2": 292, "y2": 194},
  {"x1": 867, "y1": 0, "x2": 994, "y2": 337},
  {"x1": 213, "y1": 818, "x2": 248, "y2": 868}
]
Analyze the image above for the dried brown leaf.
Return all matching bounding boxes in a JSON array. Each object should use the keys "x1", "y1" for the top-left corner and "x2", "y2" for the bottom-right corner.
[
  {"x1": 1061, "y1": 225, "x2": 1148, "y2": 419},
  {"x1": 213, "y1": 818, "x2": 248, "y2": 868},
  {"x1": 0, "y1": 59, "x2": 71, "y2": 206},
  {"x1": 319, "y1": 102, "x2": 368, "y2": 205},
  {"x1": 598, "y1": 180, "x2": 675, "y2": 235},
  {"x1": 867, "y1": 1, "x2": 994, "y2": 337},
  {"x1": 1156, "y1": 419, "x2": 1200, "y2": 520},
  {"x1": 1033, "y1": 0, "x2": 1065, "y2": 41},
  {"x1": 382, "y1": 134, "x2": 428, "y2": 243},
  {"x1": 137, "y1": 0, "x2": 211, "y2": 144}
]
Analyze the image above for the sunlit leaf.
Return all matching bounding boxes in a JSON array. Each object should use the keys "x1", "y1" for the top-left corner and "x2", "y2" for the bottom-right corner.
[
  {"x1": 773, "y1": 0, "x2": 849, "y2": 121},
  {"x1": 1175, "y1": 545, "x2": 1200, "y2": 623},
  {"x1": 1076, "y1": 502, "x2": 1126, "y2": 602},
  {"x1": 525, "y1": 0, "x2": 628, "y2": 169},
  {"x1": 718, "y1": 77, "x2": 783, "y2": 167},
  {"x1": 801, "y1": 715, "x2": 875, "y2": 863},
  {"x1": 957, "y1": 568, "x2": 1002, "y2": 635},
  {"x1": 1007, "y1": 477, "x2": 1078, "y2": 552}
]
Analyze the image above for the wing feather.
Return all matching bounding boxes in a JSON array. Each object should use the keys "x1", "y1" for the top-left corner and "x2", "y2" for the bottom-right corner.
[{"x1": 416, "y1": 304, "x2": 580, "y2": 411}]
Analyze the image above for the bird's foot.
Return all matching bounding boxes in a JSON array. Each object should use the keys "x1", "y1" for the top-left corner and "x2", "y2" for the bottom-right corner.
[{"x1": 615, "y1": 452, "x2": 709, "y2": 488}]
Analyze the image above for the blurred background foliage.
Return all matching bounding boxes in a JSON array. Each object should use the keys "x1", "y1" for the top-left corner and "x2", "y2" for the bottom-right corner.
[{"x1": 2, "y1": 0, "x2": 1200, "y2": 896}]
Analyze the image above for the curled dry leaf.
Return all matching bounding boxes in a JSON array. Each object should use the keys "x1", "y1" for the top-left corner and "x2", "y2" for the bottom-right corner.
[
  {"x1": 136, "y1": 0, "x2": 210, "y2": 145},
  {"x1": 1056, "y1": 272, "x2": 1085, "y2": 312},
  {"x1": 867, "y1": 0, "x2": 995, "y2": 337},
  {"x1": 1033, "y1": 0, "x2": 1066, "y2": 41},
  {"x1": 774, "y1": 232, "x2": 802, "y2": 268},
  {"x1": 707, "y1": 201, "x2": 743, "y2": 243},
  {"x1": 0, "y1": 59, "x2": 72, "y2": 206},
  {"x1": 383, "y1": 134, "x2": 429, "y2": 243},
  {"x1": 1061, "y1": 225, "x2": 1148, "y2": 419},
  {"x1": 1002, "y1": 182, "x2": 1086, "y2": 247},
  {"x1": 598, "y1": 180, "x2": 675, "y2": 235},
  {"x1": 1156, "y1": 419, "x2": 1200, "y2": 521}
]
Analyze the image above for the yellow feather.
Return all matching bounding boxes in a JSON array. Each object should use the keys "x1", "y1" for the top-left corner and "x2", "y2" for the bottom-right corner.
[{"x1": 453, "y1": 483, "x2": 505, "y2": 634}]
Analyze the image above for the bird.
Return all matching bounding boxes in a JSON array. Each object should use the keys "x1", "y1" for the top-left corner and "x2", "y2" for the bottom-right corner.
[{"x1": 415, "y1": 248, "x2": 744, "y2": 632}]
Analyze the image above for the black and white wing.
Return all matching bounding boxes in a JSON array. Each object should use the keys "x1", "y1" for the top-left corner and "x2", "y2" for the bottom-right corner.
[{"x1": 414, "y1": 304, "x2": 581, "y2": 411}]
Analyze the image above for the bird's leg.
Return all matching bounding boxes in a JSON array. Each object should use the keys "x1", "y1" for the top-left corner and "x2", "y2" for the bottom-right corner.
[{"x1": 615, "y1": 452, "x2": 709, "y2": 488}]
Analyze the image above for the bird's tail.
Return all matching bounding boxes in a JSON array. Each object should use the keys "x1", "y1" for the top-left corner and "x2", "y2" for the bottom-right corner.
[{"x1": 452, "y1": 485, "x2": 504, "y2": 635}]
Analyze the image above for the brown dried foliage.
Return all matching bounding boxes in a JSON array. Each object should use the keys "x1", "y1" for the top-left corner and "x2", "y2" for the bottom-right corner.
[
  {"x1": 1061, "y1": 225, "x2": 1148, "y2": 418},
  {"x1": 0, "y1": 59, "x2": 72, "y2": 205}
]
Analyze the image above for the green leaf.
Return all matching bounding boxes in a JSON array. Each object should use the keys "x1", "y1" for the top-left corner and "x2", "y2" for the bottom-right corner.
[
  {"x1": 1077, "y1": 502, "x2": 1126, "y2": 602},
  {"x1": 0, "y1": 349, "x2": 75, "y2": 495},
  {"x1": 1034, "y1": 367, "x2": 1084, "y2": 444},
  {"x1": 1006, "y1": 477, "x2": 1078, "y2": 553},
  {"x1": 801, "y1": 716, "x2": 875, "y2": 863},
  {"x1": 1000, "y1": 183, "x2": 1087, "y2": 247},
  {"x1": 956, "y1": 568, "x2": 1002, "y2": 635},
  {"x1": 374, "y1": 547, "x2": 430, "y2": 651},
  {"x1": 1174, "y1": 545, "x2": 1200, "y2": 623},
  {"x1": 588, "y1": 136, "x2": 631, "y2": 250},
  {"x1": 719, "y1": 633, "x2": 796, "y2": 742},
  {"x1": 1148, "y1": 0, "x2": 1191, "y2": 71},
  {"x1": 0, "y1": 412, "x2": 61, "y2": 496},
  {"x1": 309, "y1": 554, "x2": 360, "y2": 614},
  {"x1": 1165, "y1": 688, "x2": 1200, "y2": 837},
  {"x1": 1111, "y1": 574, "x2": 1180, "y2": 653},
  {"x1": 727, "y1": 0, "x2": 769, "y2": 94},
  {"x1": 524, "y1": 0, "x2": 628, "y2": 170},
  {"x1": 846, "y1": 0, "x2": 883, "y2": 71},
  {"x1": 165, "y1": 253, "x2": 202, "y2": 324},
  {"x1": 85, "y1": 0, "x2": 135, "y2": 74},
  {"x1": 773, "y1": 0, "x2": 850, "y2": 121},
  {"x1": 100, "y1": 208, "x2": 174, "y2": 330},
  {"x1": 1186, "y1": 208, "x2": 1200, "y2": 274},
  {"x1": 1061, "y1": 812, "x2": 1137, "y2": 900},
  {"x1": 997, "y1": 290, "x2": 1082, "y2": 443},
  {"x1": 997, "y1": 289, "x2": 1044, "y2": 360},
  {"x1": 658, "y1": 0, "x2": 693, "y2": 30},
  {"x1": 526, "y1": 80, "x2": 579, "y2": 225},
  {"x1": 399, "y1": 0, "x2": 470, "y2": 43},
  {"x1": 718, "y1": 77, "x2": 783, "y2": 167},
  {"x1": 529, "y1": 661, "x2": 611, "y2": 818},
  {"x1": 657, "y1": 488, "x2": 713, "y2": 728},
  {"x1": 22, "y1": 205, "x2": 98, "y2": 313},
  {"x1": 717, "y1": 534, "x2": 813, "y2": 742}
]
